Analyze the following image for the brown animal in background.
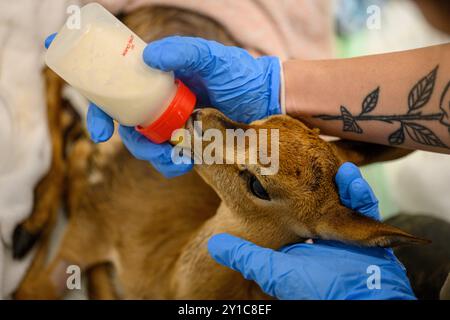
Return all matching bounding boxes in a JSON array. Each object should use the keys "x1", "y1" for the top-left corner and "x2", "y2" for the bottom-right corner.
[
  {"x1": 11, "y1": 6, "x2": 238, "y2": 261},
  {"x1": 14, "y1": 6, "x2": 424, "y2": 299},
  {"x1": 12, "y1": 5, "x2": 242, "y2": 298}
]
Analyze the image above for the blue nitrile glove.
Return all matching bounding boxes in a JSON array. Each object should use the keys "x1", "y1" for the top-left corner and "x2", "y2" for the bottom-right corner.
[
  {"x1": 207, "y1": 163, "x2": 416, "y2": 300},
  {"x1": 45, "y1": 34, "x2": 280, "y2": 177}
]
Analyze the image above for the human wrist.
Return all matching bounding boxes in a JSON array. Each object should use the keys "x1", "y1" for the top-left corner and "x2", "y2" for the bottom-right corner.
[
  {"x1": 265, "y1": 56, "x2": 283, "y2": 117},
  {"x1": 283, "y1": 59, "x2": 303, "y2": 118},
  {"x1": 283, "y1": 59, "x2": 323, "y2": 119}
]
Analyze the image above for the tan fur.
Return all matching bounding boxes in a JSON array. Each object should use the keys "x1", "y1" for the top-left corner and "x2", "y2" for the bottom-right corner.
[
  {"x1": 15, "y1": 6, "x2": 426, "y2": 300},
  {"x1": 87, "y1": 264, "x2": 118, "y2": 300}
]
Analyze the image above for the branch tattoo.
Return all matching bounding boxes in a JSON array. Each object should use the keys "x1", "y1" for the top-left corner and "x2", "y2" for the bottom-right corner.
[{"x1": 314, "y1": 65, "x2": 450, "y2": 149}]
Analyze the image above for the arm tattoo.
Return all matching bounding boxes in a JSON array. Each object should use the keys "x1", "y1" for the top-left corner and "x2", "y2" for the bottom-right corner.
[{"x1": 314, "y1": 65, "x2": 450, "y2": 149}]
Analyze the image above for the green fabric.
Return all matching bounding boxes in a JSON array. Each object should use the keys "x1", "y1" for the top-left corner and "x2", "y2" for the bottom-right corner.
[
  {"x1": 336, "y1": 31, "x2": 370, "y2": 58},
  {"x1": 361, "y1": 164, "x2": 398, "y2": 219}
]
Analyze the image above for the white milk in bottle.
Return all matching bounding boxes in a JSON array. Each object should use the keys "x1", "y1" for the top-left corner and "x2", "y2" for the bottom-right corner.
[{"x1": 45, "y1": 3, "x2": 195, "y2": 143}]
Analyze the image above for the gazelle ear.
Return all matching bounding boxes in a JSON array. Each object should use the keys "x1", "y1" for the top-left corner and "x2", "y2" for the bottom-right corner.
[
  {"x1": 316, "y1": 205, "x2": 430, "y2": 247},
  {"x1": 329, "y1": 139, "x2": 413, "y2": 166}
]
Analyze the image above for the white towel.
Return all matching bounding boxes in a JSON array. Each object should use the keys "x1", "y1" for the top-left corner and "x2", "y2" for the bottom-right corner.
[{"x1": 0, "y1": 0, "x2": 78, "y2": 299}]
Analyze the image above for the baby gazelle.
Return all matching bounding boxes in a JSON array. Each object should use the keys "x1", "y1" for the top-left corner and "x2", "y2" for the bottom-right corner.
[{"x1": 15, "y1": 109, "x2": 427, "y2": 299}]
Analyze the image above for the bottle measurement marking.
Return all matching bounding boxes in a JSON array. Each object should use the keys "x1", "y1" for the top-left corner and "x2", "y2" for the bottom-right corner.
[{"x1": 122, "y1": 35, "x2": 135, "y2": 56}]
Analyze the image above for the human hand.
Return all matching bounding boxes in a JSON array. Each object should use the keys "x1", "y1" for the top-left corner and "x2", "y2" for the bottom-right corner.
[
  {"x1": 207, "y1": 163, "x2": 416, "y2": 300},
  {"x1": 118, "y1": 36, "x2": 281, "y2": 176},
  {"x1": 143, "y1": 36, "x2": 282, "y2": 123},
  {"x1": 45, "y1": 34, "x2": 281, "y2": 177}
]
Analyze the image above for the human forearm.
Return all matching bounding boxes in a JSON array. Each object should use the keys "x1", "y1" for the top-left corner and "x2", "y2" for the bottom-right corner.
[{"x1": 284, "y1": 43, "x2": 450, "y2": 153}]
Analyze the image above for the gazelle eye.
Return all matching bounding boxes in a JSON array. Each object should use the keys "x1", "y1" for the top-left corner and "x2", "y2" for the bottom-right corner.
[{"x1": 248, "y1": 175, "x2": 270, "y2": 201}]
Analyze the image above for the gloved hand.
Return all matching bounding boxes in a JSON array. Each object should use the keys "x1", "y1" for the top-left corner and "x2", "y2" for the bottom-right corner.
[
  {"x1": 45, "y1": 34, "x2": 193, "y2": 178},
  {"x1": 143, "y1": 36, "x2": 282, "y2": 123},
  {"x1": 45, "y1": 35, "x2": 281, "y2": 177},
  {"x1": 207, "y1": 162, "x2": 416, "y2": 300}
]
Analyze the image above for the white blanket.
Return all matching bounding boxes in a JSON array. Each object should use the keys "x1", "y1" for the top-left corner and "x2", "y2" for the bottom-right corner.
[{"x1": 0, "y1": 0, "x2": 78, "y2": 299}]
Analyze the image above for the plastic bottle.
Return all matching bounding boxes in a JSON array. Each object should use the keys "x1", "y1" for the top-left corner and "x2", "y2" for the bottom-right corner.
[{"x1": 45, "y1": 3, "x2": 195, "y2": 143}]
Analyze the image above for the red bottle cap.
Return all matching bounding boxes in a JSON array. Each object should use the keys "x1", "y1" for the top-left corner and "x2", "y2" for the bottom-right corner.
[{"x1": 136, "y1": 80, "x2": 196, "y2": 144}]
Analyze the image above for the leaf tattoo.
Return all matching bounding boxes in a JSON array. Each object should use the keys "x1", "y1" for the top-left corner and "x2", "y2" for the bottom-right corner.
[
  {"x1": 403, "y1": 122, "x2": 447, "y2": 148},
  {"x1": 314, "y1": 65, "x2": 449, "y2": 149},
  {"x1": 439, "y1": 81, "x2": 450, "y2": 131},
  {"x1": 408, "y1": 66, "x2": 438, "y2": 113},
  {"x1": 388, "y1": 125, "x2": 405, "y2": 145},
  {"x1": 361, "y1": 87, "x2": 379, "y2": 115},
  {"x1": 341, "y1": 106, "x2": 362, "y2": 133}
]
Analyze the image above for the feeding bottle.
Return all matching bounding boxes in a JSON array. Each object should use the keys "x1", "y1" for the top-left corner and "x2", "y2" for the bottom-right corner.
[{"x1": 45, "y1": 3, "x2": 196, "y2": 143}]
